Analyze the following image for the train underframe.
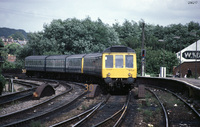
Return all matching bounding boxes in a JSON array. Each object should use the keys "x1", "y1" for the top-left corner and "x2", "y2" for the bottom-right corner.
[
  {"x1": 104, "y1": 77, "x2": 135, "y2": 94},
  {"x1": 26, "y1": 70, "x2": 135, "y2": 94}
]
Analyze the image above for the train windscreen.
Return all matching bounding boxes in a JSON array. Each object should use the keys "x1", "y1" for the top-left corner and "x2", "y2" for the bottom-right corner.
[
  {"x1": 125, "y1": 55, "x2": 133, "y2": 68},
  {"x1": 115, "y1": 55, "x2": 123, "y2": 68},
  {"x1": 105, "y1": 55, "x2": 113, "y2": 68}
]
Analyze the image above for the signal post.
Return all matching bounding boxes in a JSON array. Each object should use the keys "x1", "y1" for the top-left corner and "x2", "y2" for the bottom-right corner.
[{"x1": 141, "y1": 22, "x2": 146, "y2": 76}]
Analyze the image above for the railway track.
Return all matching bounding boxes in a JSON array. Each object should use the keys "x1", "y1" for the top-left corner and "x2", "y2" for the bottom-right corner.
[
  {"x1": 50, "y1": 98, "x2": 108, "y2": 127},
  {"x1": 68, "y1": 91, "x2": 131, "y2": 127},
  {"x1": 0, "y1": 81, "x2": 86, "y2": 127},
  {"x1": 2, "y1": 74, "x2": 199, "y2": 126},
  {"x1": 0, "y1": 80, "x2": 38, "y2": 106},
  {"x1": 47, "y1": 93, "x2": 109, "y2": 127},
  {"x1": 0, "y1": 79, "x2": 60, "y2": 107},
  {"x1": 49, "y1": 92, "x2": 131, "y2": 127},
  {"x1": 146, "y1": 86, "x2": 200, "y2": 127},
  {"x1": 94, "y1": 91, "x2": 131, "y2": 127}
]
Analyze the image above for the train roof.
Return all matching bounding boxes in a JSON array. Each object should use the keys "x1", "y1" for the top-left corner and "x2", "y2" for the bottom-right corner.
[
  {"x1": 103, "y1": 45, "x2": 135, "y2": 53},
  {"x1": 25, "y1": 55, "x2": 48, "y2": 60},
  {"x1": 84, "y1": 53, "x2": 102, "y2": 58},
  {"x1": 66, "y1": 54, "x2": 86, "y2": 59},
  {"x1": 46, "y1": 55, "x2": 69, "y2": 60}
]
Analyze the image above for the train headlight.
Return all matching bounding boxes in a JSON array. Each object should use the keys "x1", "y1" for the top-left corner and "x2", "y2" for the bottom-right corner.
[
  {"x1": 128, "y1": 73, "x2": 132, "y2": 77},
  {"x1": 107, "y1": 73, "x2": 111, "y2": 77}
]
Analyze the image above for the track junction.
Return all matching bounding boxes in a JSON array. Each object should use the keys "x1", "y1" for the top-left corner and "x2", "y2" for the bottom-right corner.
[{"x1": 0, "y1": 75, "x2": 200, "y2": 127}]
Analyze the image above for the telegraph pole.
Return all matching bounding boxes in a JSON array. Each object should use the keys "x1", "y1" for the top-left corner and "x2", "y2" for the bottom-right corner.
[
  {"x1": 141, "y1": 22, "x2": 145, "y2": 76},
  {"x1": 190, "y1": 31, "x2": 198, "y2": 79}
]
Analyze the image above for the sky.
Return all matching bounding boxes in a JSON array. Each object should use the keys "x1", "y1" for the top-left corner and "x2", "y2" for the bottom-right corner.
[{"x1": 0, "y1": 0, "x2": 200, "y2": 32}]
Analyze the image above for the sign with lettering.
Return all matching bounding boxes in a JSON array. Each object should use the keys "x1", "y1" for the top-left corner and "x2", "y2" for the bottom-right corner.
[{"x1": 182, "y1": 51, "x2": 200, "y2": 59}]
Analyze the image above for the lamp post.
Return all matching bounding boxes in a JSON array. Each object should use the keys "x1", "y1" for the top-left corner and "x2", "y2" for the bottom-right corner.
[
  {"x1": 190, "y1": 32, "x2": 198, "y2": 79},
  {"x1": 158, "y1": 39, "x2": 165, "y2": 66},
  {"x1": 158, "y1": 39, "x2": 167, "y2": 77},
  {"x1": 174, "y1": 36, "x2": 181, "y2": 77}
]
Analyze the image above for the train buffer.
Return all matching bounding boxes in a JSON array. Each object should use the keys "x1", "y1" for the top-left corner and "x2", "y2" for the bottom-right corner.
[
  {"x1": 85, "y1": 84, "x2": 100, "y2": 99},
  {"x1": 33, "y1": 83, "x2": 55, "y2": 99}
]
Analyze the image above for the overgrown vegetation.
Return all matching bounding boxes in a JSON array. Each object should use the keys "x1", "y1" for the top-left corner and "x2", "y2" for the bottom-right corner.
[
  {"x1": 137, "y1": 91, "x2": 162, "y2": 126},
  {"x1": 0, "y1": 39, "x2": 5, "y2": 95},
  {"x1": 0, "y1": 72, "x2": 6, "y2": 95}
]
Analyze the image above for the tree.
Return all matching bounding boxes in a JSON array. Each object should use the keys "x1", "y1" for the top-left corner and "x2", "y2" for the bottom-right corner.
[
  {"x1": 145, "y1": 47, "x2": 178, "y2": 74},
  {"x1": 10, "y1": 31, "x2": 25, "y2": 40},
  {"x1": 0, "y1": 73, "x2": 5, "y2": 95},
  {"x1": 5, "y1": 43, "x2": 22, "y2": 55},
  {"x1": 113, "y1": 20, "x2": 141, "y2": 48},
  {"x1": 187, "y1": 21, "x2": 200, "y2": 32},
  {"x1": 0, "y1": 39, "x2": 5, "y2": 95},
  {"x1": 24, "y1": 17, "x2": 120, "y2": 56}
]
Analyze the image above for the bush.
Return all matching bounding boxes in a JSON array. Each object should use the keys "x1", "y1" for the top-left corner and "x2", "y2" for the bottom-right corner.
[
  {"x1": 0, "y1": 73, "x2": 6, "y2": 95},
  {"x1": 2, "y1": 61, "x2": 16, "y2": 69}
]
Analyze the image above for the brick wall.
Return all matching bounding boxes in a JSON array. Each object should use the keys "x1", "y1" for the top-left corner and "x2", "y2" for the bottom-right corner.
[{"x1": 173, "y1": 61, "x2": 200, "y2": 77}]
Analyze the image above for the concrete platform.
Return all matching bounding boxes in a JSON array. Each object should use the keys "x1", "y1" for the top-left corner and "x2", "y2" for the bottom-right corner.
[
  {"x1": 137, "y1": 76, "x2": 200, "y2": 98},
  {"x1": 169, "y1": 78, "x2": 200, "y2": 89}
]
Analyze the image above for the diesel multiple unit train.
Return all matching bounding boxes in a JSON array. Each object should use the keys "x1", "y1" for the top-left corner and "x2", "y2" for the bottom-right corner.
[{"x1": 25, "y1": 45, "x2": 137, "y2": 92}]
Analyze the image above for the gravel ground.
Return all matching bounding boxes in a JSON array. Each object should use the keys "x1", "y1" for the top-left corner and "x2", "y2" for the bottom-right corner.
[
  {"x1": 0, "y1": 83, "x2": 66, "y2": 116},
  {"x1": 43, "y1": 94, "x2": 106, "y2": 126},
  {"x1": 79, "y1": 95, "x2": 127, "y2": 127},
  {"x1": 131, "y1": 87, "x2": 200, "y2": 127}
]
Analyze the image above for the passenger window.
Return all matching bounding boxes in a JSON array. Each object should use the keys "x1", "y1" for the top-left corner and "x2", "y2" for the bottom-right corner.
[
  {"x1": 115, "y1": 55, "x2": 123, "y2": 68},
  {"x1": 105, "y1": 55, "x2": 113, "y2": 68},
  {"x1": 126, "y1": 55, "x2": 133, "y2": 68}
]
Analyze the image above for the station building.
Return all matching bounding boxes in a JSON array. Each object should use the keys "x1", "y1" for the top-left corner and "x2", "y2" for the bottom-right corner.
[{"x1": 174, "y1": 40, "x2": 200, "y2": 78}]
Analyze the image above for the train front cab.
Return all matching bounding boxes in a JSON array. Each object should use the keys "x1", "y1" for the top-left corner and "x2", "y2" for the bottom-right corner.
[{"x1": 102, "y1": 46, "x2": 137, "y2": 91}]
